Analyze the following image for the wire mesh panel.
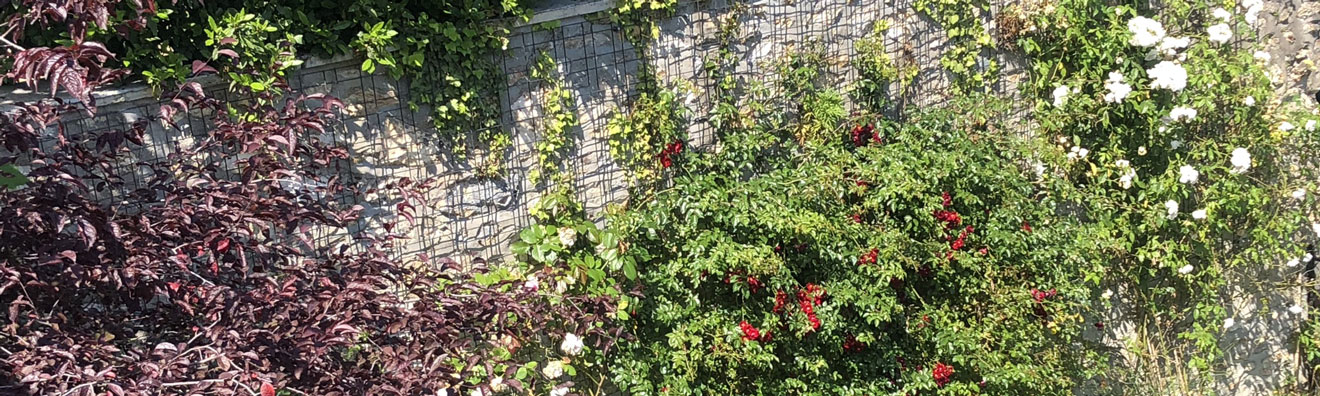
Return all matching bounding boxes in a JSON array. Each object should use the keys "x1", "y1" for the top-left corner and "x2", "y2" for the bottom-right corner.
[{"x1": 21, "y1": 0, "x2": 1034, "y2": 267}]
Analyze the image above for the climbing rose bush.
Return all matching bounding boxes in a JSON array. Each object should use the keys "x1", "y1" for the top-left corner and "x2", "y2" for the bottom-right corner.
[{"x1": 607, "y1": 108, "x2": 1103, "y2": 394}]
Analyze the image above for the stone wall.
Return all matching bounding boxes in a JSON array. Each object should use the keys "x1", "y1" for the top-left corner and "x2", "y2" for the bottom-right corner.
[{"x1": 3, "y1": 0, "x2": 1315, "y2": 393}]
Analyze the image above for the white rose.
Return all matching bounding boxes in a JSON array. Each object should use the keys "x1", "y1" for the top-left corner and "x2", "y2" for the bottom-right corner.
[
  {"x1": 1212, "y1": 8, "x2": 1231, "y2": 21},
  {"x1": 1207, "y1": 23, "x2": 1232, "y2": 44},
  {"x1": 1169, "y1": 106, "x2": 1197, "y2": 122},
  {"x1": 1243, "y1": 96, "x2": 1256, "y2": 106},
  {"x1": 1178, "y1": 165, "x2": 1199, "y2": 184},
  {"x1": 1052, "y1": 85, "x2": 1072, "y2": 108},
  {"x1": 1147, "y1": 61, "x2": 1188, "y2": 91},
  {"x1": 1127, "y1": 16, "x2": 1166, "y2": 47},
  {"x1": 542, "y1": 360, "x2": 564, "y2": 379},
  {"x1": 1229, "y1": 148, "x2": 1251, "y2": 174},
  {"x1": 560, "y1": 333, "x2": 585, "y2": 356},
  {"x1": 1191, "y1": 209, "x2": 1206, "y2": 220},
  {"x1": 1165, "y1": 200, "x2": 1180, "y2": 219},
  {"x1": 558, "y1": 227, "x2": 578, "y2": 248},
  {"x1": 1178, "y1": 264, "x2": 1194, "y2": 274}
]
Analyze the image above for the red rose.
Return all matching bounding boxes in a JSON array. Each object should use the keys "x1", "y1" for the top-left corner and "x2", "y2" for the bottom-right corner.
[
  {"x1": 932, "y1": 362, "x2": 955, "y2": 387},
  {"x1": 739, "y1": 321, "x2": 761, "y2": 341}
]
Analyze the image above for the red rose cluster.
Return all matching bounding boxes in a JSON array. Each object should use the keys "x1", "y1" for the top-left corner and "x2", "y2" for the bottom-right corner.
[
  {"x1": 932, "y1": 362, "x2": 955, "y2": 388},
  {"x1": 1030, "y1": 288, "x2": 1057, "y2": 303},
  {"x1": 797, "y1": 283, "x2": 826, "y2": 331},
  {"x1": 1030, "y1": 288, "x2": 1057, "y2": 319},
  {"x1": 858, "y1": 248, "x2": 879, "y2": 266},
  {"x1": 850, "y1": 123, "x2": 881, "y2": 147},
  {"x1": 739, "y1": 320, "x2": 772, "y2": 342},
  {"x1": 773, "y1": 290, "x2": 789, "y2": 313},
  {"x1": 658, "y1": 139, "x2": 684, "y2": 168}
]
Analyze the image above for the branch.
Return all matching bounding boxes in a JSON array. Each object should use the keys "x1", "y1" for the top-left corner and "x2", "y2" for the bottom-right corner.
[{"x1": 0, "y1": 36, "x2": 23, "y2": 52}]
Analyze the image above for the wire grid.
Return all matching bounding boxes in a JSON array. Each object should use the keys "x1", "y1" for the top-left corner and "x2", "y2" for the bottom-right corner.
[{"x1": 34, "y1": 0, "x2": 1035, "y2": 267}]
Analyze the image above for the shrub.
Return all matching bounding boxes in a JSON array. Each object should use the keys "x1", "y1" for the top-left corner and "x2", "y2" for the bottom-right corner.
[{"x1": 607, "y1": 104, "x2": 1104, "y2": 395}]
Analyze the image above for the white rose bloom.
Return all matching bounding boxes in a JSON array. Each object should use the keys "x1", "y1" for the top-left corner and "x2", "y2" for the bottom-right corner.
[
  {"x1": 560, "y1": 333, "x2": 585, "y2": 356},
  {"x1": 1223, "y1": 317, "x2": 1236, "y2": 329},
  {"x1": 1293, "y1": 188, "x2": 1307, "y2": 200},
  {"x1": 1243, "y1": 0, "x2": 1262, "y2": 24},
  {"x1": 1138, "y1": 146, "x2": 1148, "y2": 155},
  {"x1": 1128, "y1": 16, "x2": 1167, "y2": 47},
  {"x1": 1119, "y1": 171, "x2": 1135, "y2": 190},
  {"x1": 1178, "y1": 165, "x2": 1199, "y2": 184},
  {"x1": 542, "y1": 360, "x2": 565, "y2": 379},
  {"x1": 1101, "y1": 289, "x2": 1114, "y2": 299},
  {"x1": 1280, "y1": 121, "x2": 1296, "y2": 132},
  {"x1": 1103, "y1": 72, "x2": 1132, "y2": 103},
  {"x1": 1170, "y1": 140, "x2": 1183, "y2": 149},
  {"x1": 1178, "y1": 264, "x2": 1194, "y2": 274},
  {"x1": 1243, "y1": 96, "x2": 1256, "y2": 106},
  {"x1": 1213, "y1": 8, "x2": 1231, "y2": 21},
  {"x1": 1158, "y1": 36, "x2": 1191, "y2": 56},
  {"x1": 1052, "y1": 85, "x2": 1072, "y2": 108},
  {"x1": 1290, "y1": 305, "x2": 1305, "y2": 315},
  {"x1": 1147, "y1": 61, "x2": 1188, "y2": 91},
  {"x1": 550, "y1": 386, "x2": 569, "y2": 396},
  {"x1": 1287, "y1": 258, "x2": 1301, "y2": 267},
  {"x1": 1169, "y1": 106, "x2": 1197, "y2": 122},
  {"x1": 1165, "y1": 200, "x2": 1180, "y2": 219},
  {"x1": 1115, "y1": 159, "x2": 1130, "y2": 168},
  {"x1": 1229, "y1": 148, "x2": 1251, "y2": 174},
  {"x1": 1191, "y1": 209, "x2": 1207, "y2": 220},
  {"x1": 558, "y1": 227, "x2": 578, "y2": 248},
  {"x1": 1253, "y1": 51, "x2": 1271, "y2": 63},
  {"x1": 1307, "y1": 120, "x2": 1317, "y2": 131},
  {"x1": 1207, "y1": 23, "x2": 1232, "y2": 44}
]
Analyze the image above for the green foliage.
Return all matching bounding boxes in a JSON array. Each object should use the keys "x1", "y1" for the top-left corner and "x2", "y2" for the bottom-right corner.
[
  {"x1": 774, "y1": 46, "x2": 846, "y2": 144},
  {"x1": 916, "y1": 0, "x2": 999, "y2": 92},
  {"x1": 204, "y1": 10, "x2": 303, "y2": 97},
  {"x1": 8, "y1": 0, "x2": 528, "y2": 168},
  {"x1": 852, "y1": 19, "x2": 918, "y2": 112},
  {"x1": 529, "y1": 51, "x2": 579, "y2": 186},
  {"x1": 607, "y1": 105, "x2": 1100, "y2": 395},
  {"x1": 605, "y1": 89, "x2": 688, "y2": 186}
]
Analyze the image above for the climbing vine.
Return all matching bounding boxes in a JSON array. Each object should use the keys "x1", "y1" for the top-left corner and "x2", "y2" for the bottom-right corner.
[
  {"x1": 529, "y1": 51, "x2": 579, "y2": 187},
  {"x1": 915, "y1": 0, "x2": 1000, "y2": 92}
]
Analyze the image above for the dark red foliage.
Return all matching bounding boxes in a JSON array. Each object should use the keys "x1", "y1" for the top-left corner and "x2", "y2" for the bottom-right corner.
[
  {"x1": 842, "y1": 334, "x2": 867, "y2": 353},
  {"x1": 0, "y1": 10, "x2": 621, "y2": 395},
  {"x1": 932, "y1": 362, "x2": 954, "y2": 387},
  {"x1": 941, "y1": 191, "x2": 952, "y2": 208}
]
